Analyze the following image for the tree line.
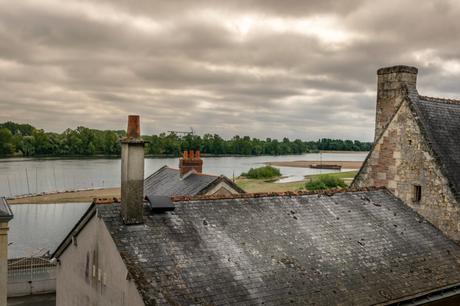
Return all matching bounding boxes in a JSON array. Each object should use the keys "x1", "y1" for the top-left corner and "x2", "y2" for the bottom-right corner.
[{"x1": 0, "y1": 121, "x2": 372, "y2": 157}]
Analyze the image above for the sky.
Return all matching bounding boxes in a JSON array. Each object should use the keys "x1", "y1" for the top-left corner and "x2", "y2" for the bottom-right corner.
[{"x1": 1, "y1": 0, "x2": 460, "y2": 141}]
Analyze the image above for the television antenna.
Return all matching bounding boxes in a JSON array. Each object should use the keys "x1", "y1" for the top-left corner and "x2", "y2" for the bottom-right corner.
[{"x1": 167, "y1": 127, "x2": 195, "y2": 136}]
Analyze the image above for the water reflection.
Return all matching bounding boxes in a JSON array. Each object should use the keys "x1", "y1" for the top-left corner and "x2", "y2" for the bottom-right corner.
[{"x1": 8, "y1": 203, "x2": 91, "y2": 258}]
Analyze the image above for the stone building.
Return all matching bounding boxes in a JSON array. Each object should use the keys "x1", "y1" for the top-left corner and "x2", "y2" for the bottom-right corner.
[
  {"x1": 52, "y1": 116, "x2": 460, "y2": 305},
  {"x1": 0, "y1": 197, "x2": 13, "y2": 306},
  {"x1": 144, "y1": 151, "x2": 245, "y2": 198},
  {"x1": 353, "y1": 65, "x2": 460, "y2": 242}
]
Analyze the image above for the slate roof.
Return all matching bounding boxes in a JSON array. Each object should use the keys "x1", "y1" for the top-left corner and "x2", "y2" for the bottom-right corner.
[
  {"x1": 0, "y1": 197, "x2": 13, "y2": 222},
  {"x1": 408, "y1": 93, "x2": 460, "y2": 201},
  {"x1": 144, "y1": 166, "x2": 244, "y2": 197},
  {"x1": 95, "y1": 188, "x2": 460, "y2": 305}
]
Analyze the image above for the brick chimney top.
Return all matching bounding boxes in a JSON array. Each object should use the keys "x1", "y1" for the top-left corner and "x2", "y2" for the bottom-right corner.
[
  {"x1": 179, "y1": 150, "x2": 203, "y2": 177},
  {"x1": 127, "y1": 115, "x2": 140, "y2": 138},
  {"x1": 122, "y1": 115, "x2": 144, "y2": 144}
]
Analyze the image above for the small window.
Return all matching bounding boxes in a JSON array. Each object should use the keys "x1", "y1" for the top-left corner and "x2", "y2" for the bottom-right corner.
[
  {"x1": 408, "y1": 139, "x2": 412, "y2": 145},
  {"x1": 85, "y1": 253, "x2": 90, "y2": 279},
  {"x1": 414, "y1": 185, "x2": 422, "y2": 202}
]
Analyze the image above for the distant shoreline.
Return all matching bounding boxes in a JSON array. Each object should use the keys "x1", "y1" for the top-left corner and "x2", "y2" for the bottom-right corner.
[
  {"x1": 0, "y1": 150, "x2": 369, "y2": 160},
  {"x1": 318, "y1": 150, "x2": 368, "y2": 154},
  {"x1": 266, "y1": 160, "x2": 363, "y2": 169},
  {"x1": 8, "y1": 188, "x2": 120, "y2": 205}
]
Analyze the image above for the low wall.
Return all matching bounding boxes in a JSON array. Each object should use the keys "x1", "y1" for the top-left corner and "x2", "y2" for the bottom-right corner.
[
  {"x1": 7, "y1": 257, "x2": 56, "y2": 297},
  {"x1": 8, "y1": 277, "x2": 56, "y2": 297}
]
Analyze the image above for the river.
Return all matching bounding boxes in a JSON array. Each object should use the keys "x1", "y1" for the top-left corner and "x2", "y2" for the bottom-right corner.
[
  {"x1": 8, "y1": 203, "x2": 91, "y2": 258},
  {"x1": 0, "y1": 152, "x2": 367, "y2": 197},
  {"x1": 5, "y1": 152, "x2": 368, "y2": 258}
]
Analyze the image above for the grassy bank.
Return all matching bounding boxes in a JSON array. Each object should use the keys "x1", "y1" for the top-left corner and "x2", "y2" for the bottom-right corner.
[
  {"x1": 236, "y1": 170, "x2": 357, "y2": 193},
  {"x1": 236, "y1": 178, "x2": 306, "y2": 193},
  {"x1": 309, "y1": 171, "x2": 357, "y2": 180}
]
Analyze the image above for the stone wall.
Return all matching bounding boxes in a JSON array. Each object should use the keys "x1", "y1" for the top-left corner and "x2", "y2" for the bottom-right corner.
[
  {"x1": 56, "y1": 212, "x2": 144, "y2": 306},
  {"x1": 354, "y1": 100, "x2": 460, "y2": 242},
  {"x1": 212, "y1": 186, "x2": 234, "y2": 196},
  {"x1": 203, "y1": 181, "x2": 241, "y2": 196}
]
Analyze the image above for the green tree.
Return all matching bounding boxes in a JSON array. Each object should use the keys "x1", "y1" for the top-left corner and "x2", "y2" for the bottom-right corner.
[
  {"x1": 17, "y1": 136, "x2": 35, "y2": 156},
  {"x1": 305, "y1": 174, "x2": 347, "y2": 190},
  {"x1": 0, "y1": 128, "x2": 14, "y2": 155}
]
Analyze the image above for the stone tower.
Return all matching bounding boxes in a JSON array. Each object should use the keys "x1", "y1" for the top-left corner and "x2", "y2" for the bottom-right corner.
[{"x1": 375, "y1": 65, "x2": 418, "y2": 140}]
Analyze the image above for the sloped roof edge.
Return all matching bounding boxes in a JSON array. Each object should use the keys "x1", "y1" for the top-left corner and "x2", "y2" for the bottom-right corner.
[
  {"x1": 351, "y1": 86, "x2": 413, "y2": 187},
  {"x1": 406, "y1": 89, "x2": 460, "y2": 202},
  {"x1": 51, "y1": 203, "x2": 96, "y2": 258}
]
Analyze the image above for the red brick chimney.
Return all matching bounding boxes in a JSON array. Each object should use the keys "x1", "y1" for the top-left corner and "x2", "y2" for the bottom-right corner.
[{"x1": 179, "y1": 150, "x2": 203, "y2": 177}]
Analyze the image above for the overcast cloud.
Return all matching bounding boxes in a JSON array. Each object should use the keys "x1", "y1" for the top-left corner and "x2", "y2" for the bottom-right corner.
[{"x1": 1, "y1": 0, "x2": 460, "y2": 141}]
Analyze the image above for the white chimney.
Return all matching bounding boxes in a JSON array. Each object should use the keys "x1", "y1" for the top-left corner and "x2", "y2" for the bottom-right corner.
[{"x1": 120, "y1": 115, "x2": 145, "y2": 224}]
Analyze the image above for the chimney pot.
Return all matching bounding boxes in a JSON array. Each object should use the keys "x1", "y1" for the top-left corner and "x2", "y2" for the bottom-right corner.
[
  {"x1": 179, "y1": 150, "x2": 203, "y2": 177},
  {"x1": 127, "y1": 115, "x2": 141, "y2": 139}
]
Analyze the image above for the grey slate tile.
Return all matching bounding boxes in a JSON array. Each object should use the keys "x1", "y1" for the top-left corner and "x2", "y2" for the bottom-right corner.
[{"x1": 96, "y1": 189, "x2": 460, "y2": 305}]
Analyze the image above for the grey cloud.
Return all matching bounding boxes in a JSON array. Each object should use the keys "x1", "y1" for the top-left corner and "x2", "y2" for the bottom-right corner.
[{"x1": 1, "y1": 0, "x2": 460, "y2": 141}]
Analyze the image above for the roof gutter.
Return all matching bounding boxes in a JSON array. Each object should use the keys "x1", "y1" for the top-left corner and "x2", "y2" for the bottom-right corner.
[
  {"x1": 388, "y1": 282, "x2": 460, "y2": 305},
  {"x1": 51, "y1": 203, "x2": 96, "y2": 258}
]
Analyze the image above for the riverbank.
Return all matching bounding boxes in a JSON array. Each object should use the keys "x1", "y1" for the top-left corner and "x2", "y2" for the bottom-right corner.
[
  {"x1": 9, "y1": 188, "x2": 120, "y2": 204},
  {"x1": 0, "y1": 151, "x2": 368, "y2": 160},
  {"x1": 8, "y1": 171, "x2": 358, "y2": 204},
  {"x1": 266, "y1": 160, "x2": 363, "y2": 169}
]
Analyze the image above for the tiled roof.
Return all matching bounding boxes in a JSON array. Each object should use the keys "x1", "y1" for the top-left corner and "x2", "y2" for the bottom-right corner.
[
  {"x1": 409, "y1": 93, "x2": 460, "y2": 201},
  {"x1": 98, "y1": 189, "x2": 460, "y2": 305},
  {"x1": 144, "y1": 166, "x2": 244, "y2": 197},
  {"x1": 144, "y1": 166, "x2": 218, "y2": 196},
  {"x1": 0, "y1": 197, "x2": 13, "y2": 222}
]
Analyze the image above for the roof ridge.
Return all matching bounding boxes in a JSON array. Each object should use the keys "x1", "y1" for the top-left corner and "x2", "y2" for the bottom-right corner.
[
  {"x1": 171, "y1": 186, "x2": 386, "y2": 202},
  {"x1": 190, "y1": 172, "x2": 217, "y2": 177},
  {"x1": 419, "y1": 95, "x2": 460, "y2": 105},
  {"x1": 163, "y1": 166, "x2": 216, "y2": 177}
]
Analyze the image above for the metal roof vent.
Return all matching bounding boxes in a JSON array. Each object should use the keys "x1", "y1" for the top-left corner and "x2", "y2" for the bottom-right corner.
[{"x1": 145, "y1": 195, "x2": 175, "y2": 212}]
